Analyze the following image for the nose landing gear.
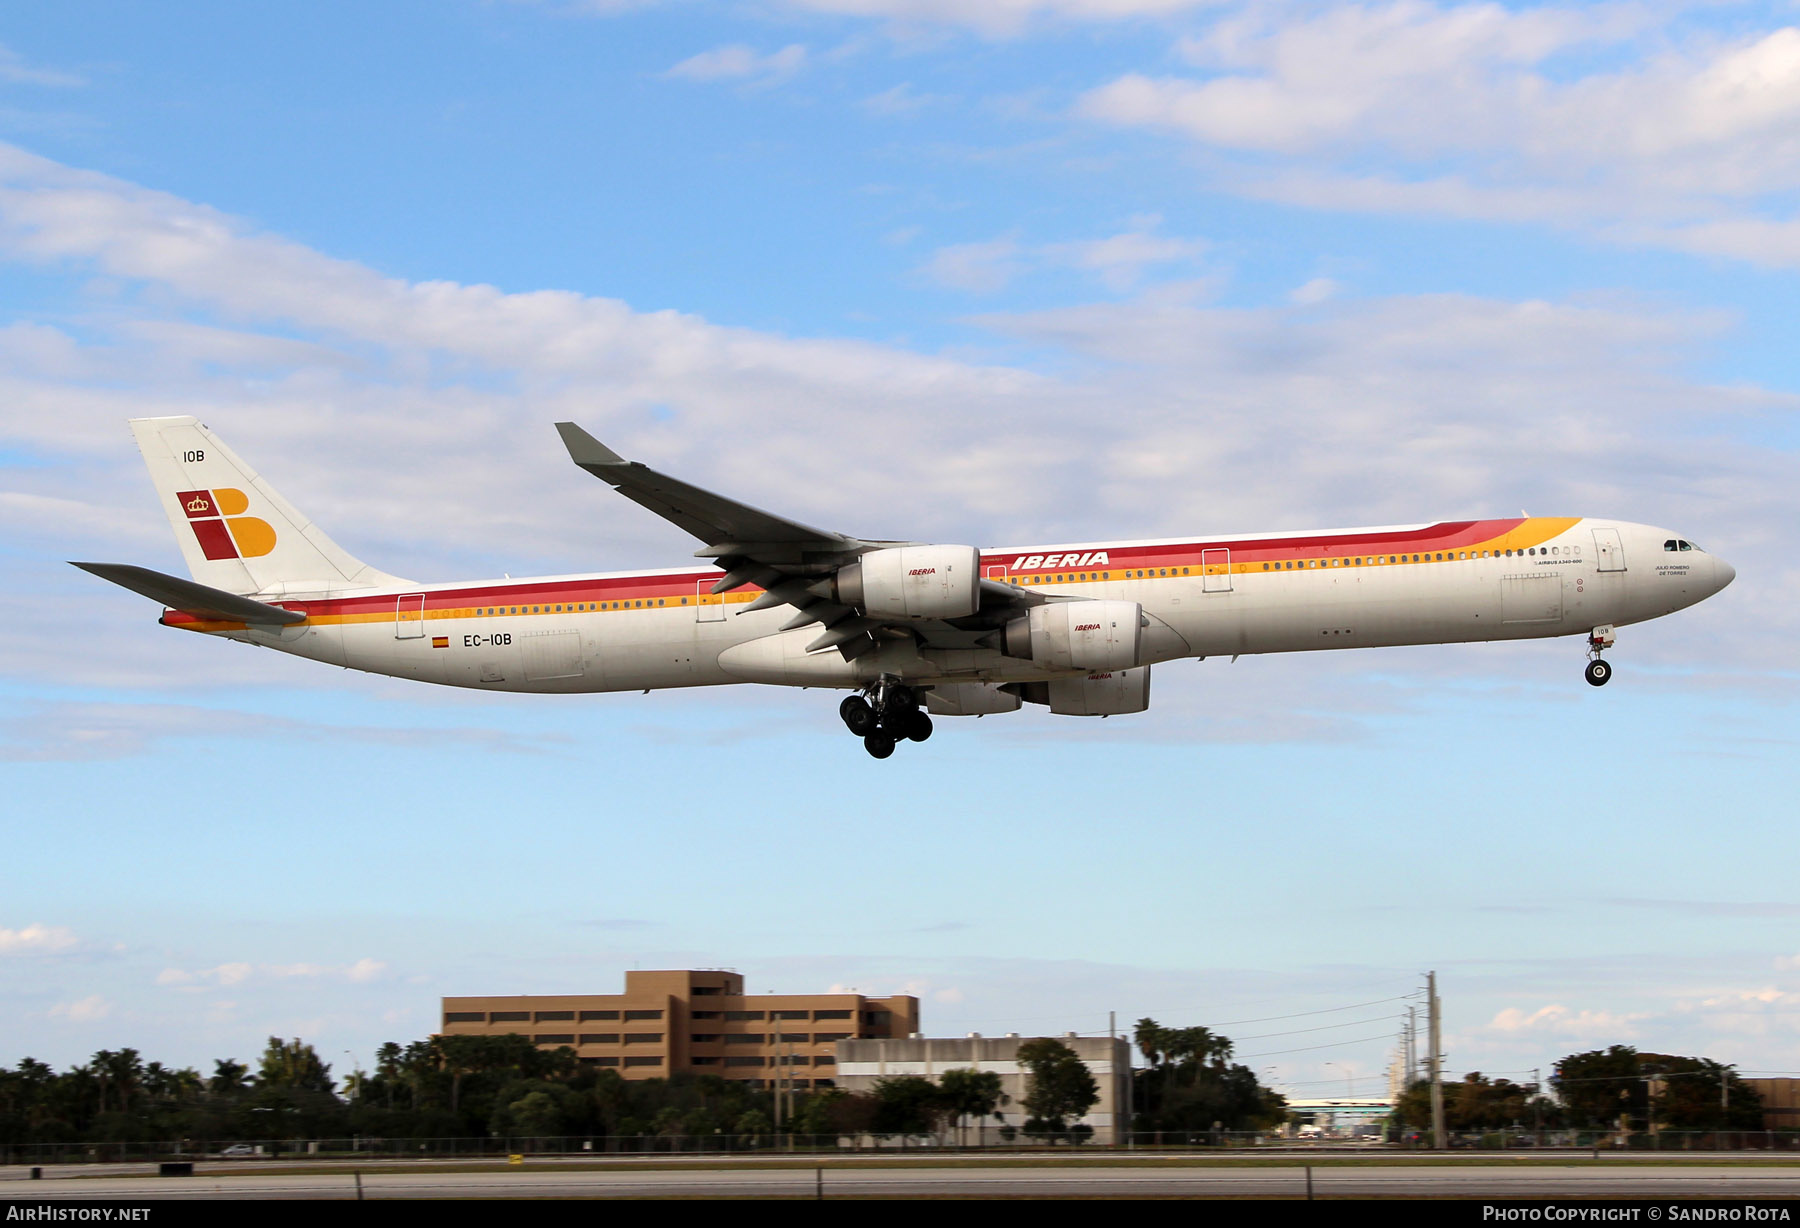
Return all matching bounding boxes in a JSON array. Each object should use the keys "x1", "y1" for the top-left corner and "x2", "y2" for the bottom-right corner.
[
  {"x1": 1585, "y1": 625, "x2": 1615, "y2": 687},
  {"x1": 839, "y1": 680, "x2": 933, "y2": 757}
]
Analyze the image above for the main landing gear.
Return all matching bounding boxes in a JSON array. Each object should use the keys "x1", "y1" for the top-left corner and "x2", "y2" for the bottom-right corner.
[
  {"x1": 839, "y1": 680, "x2": 933, "y2": 758},
  {"x1": 1585, "y1": 624, "x2": 1616, "y2": 687}
]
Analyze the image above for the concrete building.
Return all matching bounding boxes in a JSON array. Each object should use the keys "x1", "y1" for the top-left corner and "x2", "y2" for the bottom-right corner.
[
  {"x1": 442, "y1": 969, "x2": 918, "y2": 1088},
  {"x1": 1743, "y1": 1079, "x2": 1800, "y2": 1131},
  {"x1": 835, "y1": 1033, "x2": 1132, "y2": 1144}
]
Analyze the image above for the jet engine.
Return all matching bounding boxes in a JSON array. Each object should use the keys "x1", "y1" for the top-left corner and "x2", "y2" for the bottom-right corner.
[
  {"x1": 1002, "y1": 600, "x2": 1143, "y2": 672},
  {"x1": 834, "y1": 545, "x2": 980, "y2": 619},
  {"x1": 1017, "y1": 667, "x2": 1151, "y2": 716}
]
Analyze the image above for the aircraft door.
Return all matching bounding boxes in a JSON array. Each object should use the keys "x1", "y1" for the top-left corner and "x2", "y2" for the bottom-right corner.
[
  {"x1": 985, "y1": 562, "x2": 1010, "y2": 584},
  {"x1": 395, "y1": 593, "x2": 425, "y2": 639},
  {"x1": 1592, "y1": 528, "x2": 1626, "y2": 572},
  {"x1": 697, "y1": 578, "x2": 725, "y2": 623},
  {"x1": 1201, "y1": 547, "x2": 1233, "y2": 593}
]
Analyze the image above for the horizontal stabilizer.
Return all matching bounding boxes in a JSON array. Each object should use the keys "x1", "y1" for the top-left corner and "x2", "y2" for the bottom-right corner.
[{"x1": 71, "y1": 562, "x2": 306, "y2": 625}]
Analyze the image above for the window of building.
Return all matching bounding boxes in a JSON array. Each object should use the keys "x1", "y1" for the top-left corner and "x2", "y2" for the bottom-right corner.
[
  {"x1": 622, "y1": 1033, "x2": 664, "y2": 1044},
  {"x1": 579, "y1": 1033, "x2": 619, "y2": 1045},
  {"x1": 693, "y1": 986, "x2": 721, "y2": 996},
  {"x1": 579, "y1": 1010, "x2": 620, "y2": 1022},
  {"x1": 813, "y1": 1033, "x2": 851, "y2": 1043},
  {"x1": 724, "y1": 1034, "x2": 764, "y2": 1045},
  {"x1": 773, "y1": 1009, "x2": 809, "y2": 1020},
  {"x1": 690, "y1": 1034, "x2": 721, "y2": 1044},
  {"x1": 813, "y1": 1010, "x2": 851, "y2": 1020},
  {"x1": 443, "y1": 1012, "x2": 483, "y2": 1024},
  {"x1": 725, "y1": 1056, "x2": 765, "y2": 1067},
  {"x1": 623, "y1": 1056, "x2": 662, "y2": 1067},
  {"x1": 814, "y1": 1055, "x2": 835, "y2": 1065},
  {"x1": 778, "y1": 1033, "x2": 807, "y2": 1043},
  {"x1": 691, "y1": 1010, "x2": 721, "y2": 1020},
  {"x1": 534, "y1": 1034, "x2": 574, "y2": 1045},
  {"x1": 534, "y1": 1011, "x2": 574, "y2": 1022},
  {"x1": 692, "y1": 1057, "x2": 719, "y2": 1066},
  {"x1": 489, "y1": 1011, "x2": 528, "y2": 1022},
  {"x1": 624, "y1": 1010, "x2": 663, "y2": 1021},
  {"x1": 590, "y1": 1057, "x2": 619, "y2": 1067},
  {"x1": 726, "y1": 1010, "x2": 765, "y2": 1021}
]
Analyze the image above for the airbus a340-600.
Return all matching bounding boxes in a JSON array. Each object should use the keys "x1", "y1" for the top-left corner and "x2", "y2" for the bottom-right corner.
[{"x1": 78, "y1": 416, "x2": 1734, "y2": 758}]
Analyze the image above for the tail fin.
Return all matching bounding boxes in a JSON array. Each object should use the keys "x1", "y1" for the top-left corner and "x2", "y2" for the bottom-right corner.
[{"x1": 129, "y1": 416, "x2": 409, "y2": 596}]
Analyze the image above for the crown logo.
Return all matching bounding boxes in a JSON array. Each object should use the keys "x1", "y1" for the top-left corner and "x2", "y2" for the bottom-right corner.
[{"x1": 186, "y1": 495, "x2": 212, "y2": 513}]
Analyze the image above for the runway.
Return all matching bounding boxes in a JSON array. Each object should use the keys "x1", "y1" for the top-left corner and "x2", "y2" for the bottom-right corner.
[{"x1": 8, "y1": 1158, "x2": 1800, "y2": 1199}]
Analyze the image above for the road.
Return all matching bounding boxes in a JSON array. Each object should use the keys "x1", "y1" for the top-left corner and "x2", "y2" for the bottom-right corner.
[{"x1": 7, "y1": 1158, "x2": 1800, "y2": 1199}]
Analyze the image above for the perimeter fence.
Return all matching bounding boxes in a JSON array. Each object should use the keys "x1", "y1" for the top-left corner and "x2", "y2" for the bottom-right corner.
[{"x1": 7, "y1": 1129, "x2": 1800, "y2": 1166}]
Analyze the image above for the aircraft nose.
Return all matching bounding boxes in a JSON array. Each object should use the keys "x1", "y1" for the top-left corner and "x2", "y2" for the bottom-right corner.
[{"x1": 1714, "y1": 555, "x2": 1736, "y2": 591}]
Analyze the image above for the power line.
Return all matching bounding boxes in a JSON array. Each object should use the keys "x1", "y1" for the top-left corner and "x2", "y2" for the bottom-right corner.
[
  {"x1": 1240, "y1": 1032, "x2": 1399, "y2": 1059},
  {"x1": 1212, "y1": 994, "x2": 1421, "y2": 1027},
  {"x1": 1233, "y1": 1013, "x2": 1405, "y2": 1042}
]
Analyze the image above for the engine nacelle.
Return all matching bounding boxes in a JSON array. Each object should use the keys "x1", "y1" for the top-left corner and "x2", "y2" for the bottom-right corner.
[
  {"x1": 836, "y1": 545, "x2": 980, "y2": 620},
  {"x1": 1003, "y1": 600, "x2": 1143, "y2": 672},
  {"x1": 925, "y1": 682, "x2": 1022, "y2": 716},
  {"x1": 1018, "y1": 667, "x2": 1151, "y2": 716}
]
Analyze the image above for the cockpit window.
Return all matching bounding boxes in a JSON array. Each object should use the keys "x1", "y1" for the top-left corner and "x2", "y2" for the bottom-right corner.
[
  {"x1": 1664, "y1": 539, "x2": 1678, "y2": 551},
  {"x1": 1679, "y1": 540, "x2": 1696, "y2": 551}
]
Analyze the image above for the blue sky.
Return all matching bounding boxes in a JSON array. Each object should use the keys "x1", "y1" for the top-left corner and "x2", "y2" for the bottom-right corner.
[{"x1": 2, "y1": 1, "x2": 1797, "y2": 1102}]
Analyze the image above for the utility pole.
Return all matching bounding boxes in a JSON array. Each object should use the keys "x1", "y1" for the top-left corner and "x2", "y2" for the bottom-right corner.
[{"x1": 1428, "y1": 971, "x2": 1445, "y2": 1150}]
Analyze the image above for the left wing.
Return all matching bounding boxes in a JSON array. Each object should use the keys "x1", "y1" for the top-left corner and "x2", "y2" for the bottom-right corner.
[{"x1": 555, "y1": 422, "x2": 1046, "y2": 658}]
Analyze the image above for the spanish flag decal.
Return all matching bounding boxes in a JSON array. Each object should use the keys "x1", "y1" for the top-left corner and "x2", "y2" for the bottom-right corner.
[{"x1": 431, "y1": 636, "x2": 449, "y2": 649}]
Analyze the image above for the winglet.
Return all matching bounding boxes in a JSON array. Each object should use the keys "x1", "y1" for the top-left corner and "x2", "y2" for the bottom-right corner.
[{"x1": 555, "y1": 422, "x2": 626, "y2": 468}]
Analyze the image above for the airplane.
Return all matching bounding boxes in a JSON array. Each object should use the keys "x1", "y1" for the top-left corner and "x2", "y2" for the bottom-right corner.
[{"x1": 76, "y1": 416, "x2": 1735, "y2": 758}]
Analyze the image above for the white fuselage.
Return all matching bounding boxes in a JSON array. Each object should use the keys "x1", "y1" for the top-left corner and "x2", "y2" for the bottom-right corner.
[{"x1": 184, "y1": 516, "x2": 1731, "y2": 696}]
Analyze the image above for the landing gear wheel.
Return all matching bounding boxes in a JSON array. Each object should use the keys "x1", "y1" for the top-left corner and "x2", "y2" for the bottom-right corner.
[
  {"x1": 863, "y1": 731, "x2": 896, "y2": 759},
  {"x1": 903, "y1": 712, "x2": 933, "y2": 743},
  {"x1": 1585, "y1": 658, "x2": 1612, "y2": 687},
  {"x1": 840, "y1": 695, "x2": 876, "y2": 736}
]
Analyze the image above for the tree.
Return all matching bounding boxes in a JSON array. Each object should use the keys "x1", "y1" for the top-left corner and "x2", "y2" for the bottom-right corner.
[
  {"x1": 1130, "y1": 1018, "x2": 1282, "y2": 1135},
  {"x1": 870, "y1": 1076, "x2": 949, "y2": 1137},
  {"x1": 1553, "y1": 1046, "x2": 1763, "y2": 1133},
  {"x1": 1017, "y1": 1039, "x2": 1098, "y2": 1139},
  {"x1": 937, "y1": 1068, "x2": 1004, "y2": 1145},
  {"x1": 1396, "y1": 1073, "x2": 1538, "y2": 1132},
  {"x1": 255, "y1": 1038, "x2": 334, "y2": 1094}
]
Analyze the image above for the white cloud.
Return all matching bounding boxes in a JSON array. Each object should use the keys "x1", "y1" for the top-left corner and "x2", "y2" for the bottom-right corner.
[
  {"x1": 665, "y1": 44, "x2": 806, "y2": 85},
  {"x1": 156, "y1": 960, "x2": 384, "y2": 988},
  {"x1": 922, "y1": 219, "x2": 1207, "y2": 293},
  {"x1": 49, "y1": 995, "x2": 112, "y2": 1023},
  {"x1": 1487, "y1": 1003, "x2": 1645, "y2": 1040},
  {"x1": 1290, "y1": 276, "x2": 1340, "y2": 304},
  {"x1": 1043, "y1": 220, "x2": 1207, "y2": 291},
  {"x1": 861, "y1": 82, "x2": 948, "y2": 115},
  {"x1": 0, "y1": 923, "x2": 78, "y2": 954},
  {"x1": 785, "y1": 0, "x2": 1220, "y2": 37},
  {"x1": 1076, "y1": 3, "x2": 1800, "y2": 267},
  {"x1": 0, "y1": 43, "x2": 84, "y2": 88},
  {"x1": 347, "y1": 958, "x2": 389, "y2": 984},
  {"x1": 920, "y1": 235, "x2": 1026, "y2": 292}
]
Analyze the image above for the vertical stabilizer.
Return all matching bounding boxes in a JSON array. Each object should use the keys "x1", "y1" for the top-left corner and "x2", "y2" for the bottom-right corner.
[{"x1": 129, "y1": 416, "x2": 409, "y2": 596}]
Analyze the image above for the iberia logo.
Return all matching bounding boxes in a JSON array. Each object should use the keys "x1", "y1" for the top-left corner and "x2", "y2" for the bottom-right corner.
[{"x1": 176, "y1": 488, "x2": 276, "y2": 560}]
